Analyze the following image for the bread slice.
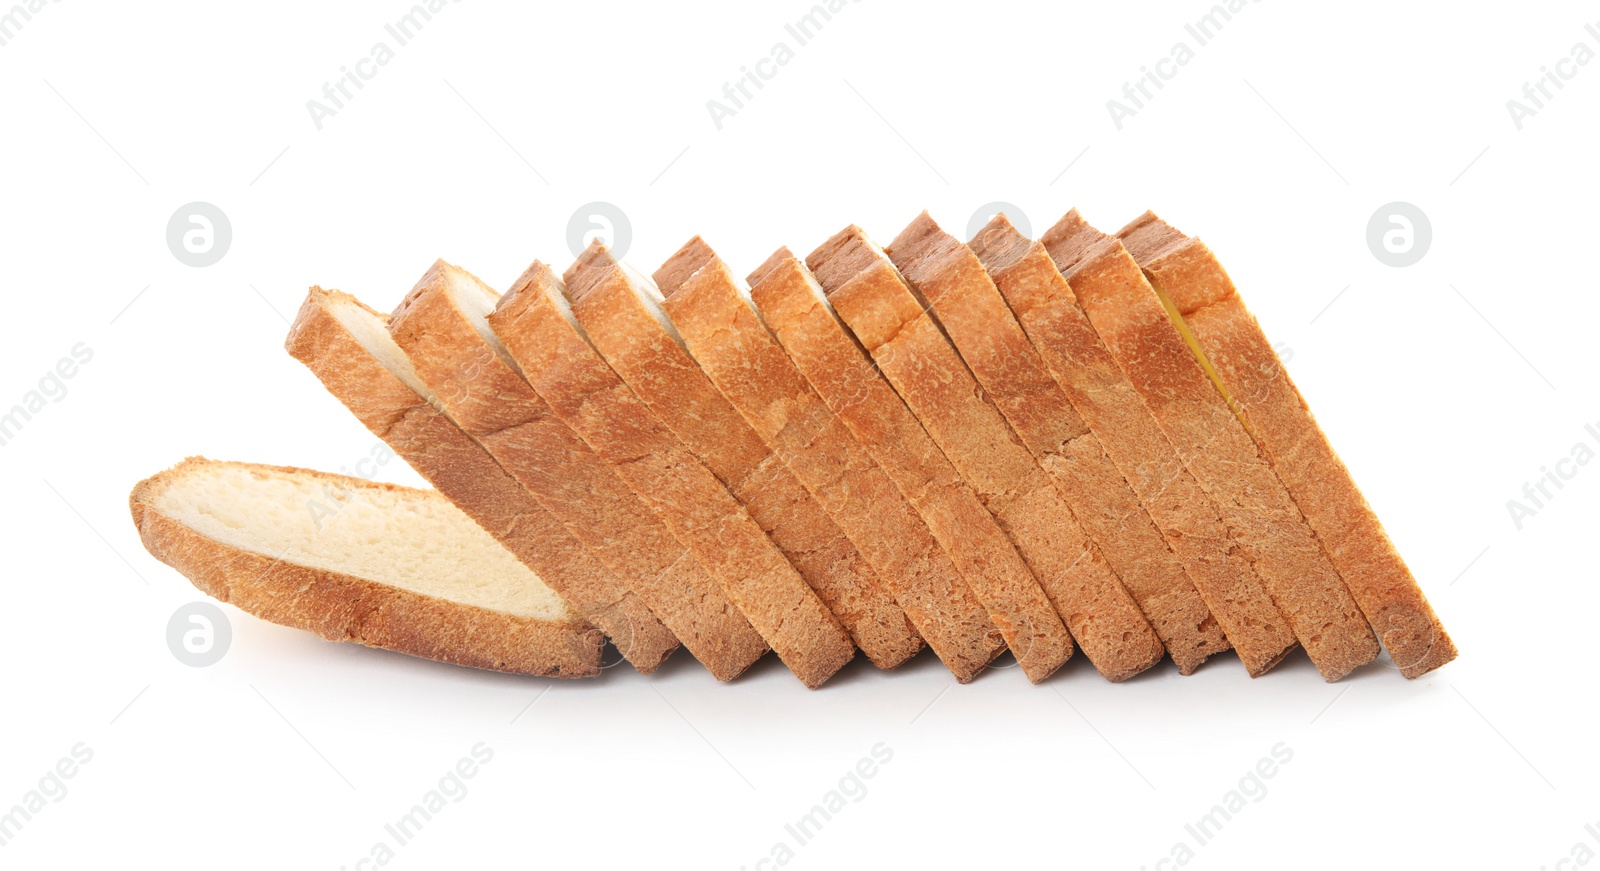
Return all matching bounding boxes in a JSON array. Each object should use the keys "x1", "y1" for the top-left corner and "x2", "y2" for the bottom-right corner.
[
  {"x1": 487, "y1": 260, "x2": 855, "y2": 689},
  {"x1": 559, "y1": 242, "x2": 920, "y2": 671},
  {"x1": 130, "y1": 458, "x2": 603, "y2": 677},
  {"x1": 889, "y1": 212, "x2": 1229, "y2": 675},
  {"x1": 1117, "y1": 212, "x2": 1456, "y2": 678},
  {"x1": 1042, "y1": 211, "x2": 1379, "y2": 681},
  {"x1": 746, "y1": 247, "x2": 1066, "y2": 681},
  {"x1": 384, "y1": 260, "x2": 772, "y2": 681},
  {"x1": 808, "y1": 225, "x2": 1161, "y2": 682},
  {"x1": 649, "y1": 236, "x2": 928, "y2": 666},
  {"x1": 284, "y1": 287, "x2": 683, "y2": 675},
  {"x1": 971, "y1": 214, "x2": 1297, "y2": 677}
]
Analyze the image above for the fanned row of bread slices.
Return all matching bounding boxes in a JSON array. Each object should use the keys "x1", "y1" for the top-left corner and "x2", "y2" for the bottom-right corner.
[{"x1": 129, "y1": 209, "x2": 1455, "y2": 686}]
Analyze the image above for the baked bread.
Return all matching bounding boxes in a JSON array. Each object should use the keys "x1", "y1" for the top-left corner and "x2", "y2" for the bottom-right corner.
[
  {"x1": 649, "y1": 235, "x2": 928, "y2": 669},
  {"x1": 488, "y1": 259, "x2": 855, "y2": 688},
  {"x1": 891, "y1": 212, "x2": 1228, "y2": 675},
  {"x1": 1118, "y1": 212, "x2": 1455, "y2": 678},
  {"x1": 138, "y1": 203, "x2": 1446, "y2": 688},
  {"x1": 385, "y1": 260, "x2": 773, "y2": 681},
  {"x1": 284, "y1": 287, "x2": 682, "y2": 674},
  {"x1": 1042, "y1": 211, "x2": 1378, "y2": 681},
  {"x1": 130, "y1": 458, "x2": 603, "y2": 677},
  {"x1": 561, "y1": 242, "x2": 921, "y2": 670},
  {"x1": 971, "y1": 214, "x2": 1296, "y2": 677},
  {"x1": 807, "y1": 227, "x2": 1162, "y2": 682}
]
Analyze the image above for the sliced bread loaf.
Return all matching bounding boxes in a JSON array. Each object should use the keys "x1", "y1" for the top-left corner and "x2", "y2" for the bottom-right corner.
[
  {"x1": 649, "y1": 236, "x2": 928, "y2": 666},
  {"x1": 1042, "y1": 211, "x2": 1378, "y2": 681},
  {"x1": 889, "y1": 212, "x2": 1228, "y2": 675},
  {"x1": 385, "y1": 260, "x2": 773, "y2": 681},
  {"x1": 1117, "y1": 212, "x2": 1455, "y2": 678},
  {"x1": 561, "y1": 243, "x2": 920, "y2": 670},
  {"x1": 284, "y1": 287, "x2": 681, "y2": 675},
  {"x1": 970, "y1": 214, "x2": 1296, "y2": 676},
  {"x1": 488, "y1": 260, "x2": 855, "y2": 688},
  {"x1": 130, "y1": 458, "x2": 603, "y2": 677},
  {"x1": 808, "y1": 226, "x2": 1158, "y2": 682}
]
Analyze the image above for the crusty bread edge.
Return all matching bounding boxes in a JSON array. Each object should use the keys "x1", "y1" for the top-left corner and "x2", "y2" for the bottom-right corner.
[{"x1": 129, "y1": 457, "x2": 604, "y2": 678}]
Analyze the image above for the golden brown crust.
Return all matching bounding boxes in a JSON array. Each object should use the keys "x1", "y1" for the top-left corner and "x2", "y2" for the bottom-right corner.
[
  {"x1": 491, "y1": 258, "x2": 853, "y2": 688},
  {"x1": 809, "y1": 225, "x2": 1155, "y2": 682},
  {"x1": 1043, "y1": 211, "x2": 1378, "y2": 681},
  {"x1": 972, "y1": 215, "x2": 1296, "y2": 677},
  {"x1": 1117, "y1": 212, "x2": 1455, "y2": 678},
  {"x1": 654, "y1": 237, "x2": 925, "y2": 670},
  {"x1": 746, "y1": 250, "x2": 1007, "y2": 682},
  {"x1": 388, "y1": 262, "x2": 778, "y2": 677},
  {"x1": 130, "y1": 458, "x2": 603, "y2": 678},
  {"x1": 895, "y1": 213, "x2": 1228, "y2": 675},
  {"x1": 283, "y1": 287, "x2": 673, "y2": 672}
]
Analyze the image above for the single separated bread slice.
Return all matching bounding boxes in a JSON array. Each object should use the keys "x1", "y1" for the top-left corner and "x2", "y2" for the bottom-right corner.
[
  {"x1": 649, "y1": 239, "x2": 924, "y2": 669},
  {"x1": 386, "y1": 260, "x2": 772, "y2": 681},
  {"x1": 1042, "y1": 211, "x2": 1378, "y2": 682},
  {"x1": 888, "y1": 212, "x2": 1228, "y2": 675},
  {"x1": 488, "y1": 259, "x2": 855, "y2": 689},
  {"x1": 285, "y1": 287, "x2": 685, "y2": 676},
  {"x1": 560, "y1": 242, "x2": 917, "y2": 670},
  {"x1": 1117, "y1": 212, "x2": 1455, "y2": 677},
  {"x1": 809, "y1": 225, "x2": 1158, "y2": 682},
  {"x1": 970, "y1": 214, "x2": 1296, "y2": 677},
  {"x1": 130, "y1": 458, "x2": 603, "y2": 677}
]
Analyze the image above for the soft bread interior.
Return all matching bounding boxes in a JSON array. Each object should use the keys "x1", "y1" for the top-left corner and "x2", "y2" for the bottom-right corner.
[
  {"x1": 442, "y1": 268, "x2": 524, "y2": 375},
  {"x1": 326, "y1": 296, "x2": 438, "y2": 401},
  {"x1": 147, "y1": 461, "x2": 574, "y2": 622},
  {"x1": 538, "y1": 267, "x2": 638, "y2": 362},
  {"x1": 730, "y1": 272, "x2": 756, "y2": 307},
  {"x1": 538, "y1": 270, "x2": 585, "y2": 332},
  {"x1": 617, "y1": 261, "x2": 690, "y2": 351},
  {"x1": 585, "y1": 260, "x2": 684, "y2": 352}
]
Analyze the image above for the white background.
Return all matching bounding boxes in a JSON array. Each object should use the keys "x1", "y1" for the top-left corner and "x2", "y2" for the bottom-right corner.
[{"x1": 2, "y1": 1, "x2": 1595, "y2": 868}]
